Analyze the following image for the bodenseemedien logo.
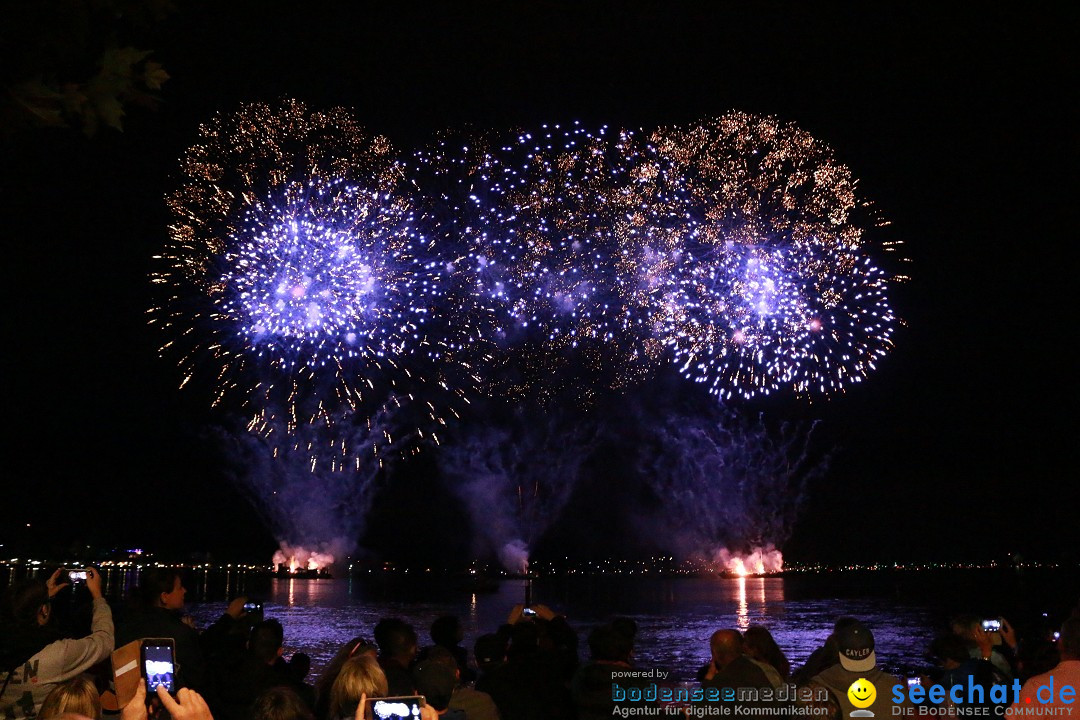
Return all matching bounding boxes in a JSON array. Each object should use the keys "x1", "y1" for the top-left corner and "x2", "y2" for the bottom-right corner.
[{"x1": 849, "y1": 678, "x2": 877, "y2": 717}]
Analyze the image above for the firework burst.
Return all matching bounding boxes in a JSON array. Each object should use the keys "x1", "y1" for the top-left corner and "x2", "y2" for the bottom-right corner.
[
  {"x1": 412, "y1": 122, "x2": 688, "y2": 403},
  {"x1": 652, "y1": 112, "x2": 901, "y2": 398},
  {"x1": 153, "y1": 100, "x2": 471, "y2": 459}
]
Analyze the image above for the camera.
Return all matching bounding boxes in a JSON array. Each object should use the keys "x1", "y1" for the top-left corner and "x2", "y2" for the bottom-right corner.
[
  {"x1": 68, "y1": 569, "x2": 88, "y2": 583},
  {"x1": 140, "y1": 638, "x2": 177, "y2": 698},
  {"x1": 365, "y1": 695, "x2": 425, "y2": 720}
]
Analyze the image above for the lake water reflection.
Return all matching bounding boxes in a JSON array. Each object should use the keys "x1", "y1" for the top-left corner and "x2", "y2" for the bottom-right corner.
[
  {"x1": 7, "y1": 563, "x2": 1069, "y2": 683},
  {"x1": 183, "y1": 573, "x2": 948, "y2": 681}
]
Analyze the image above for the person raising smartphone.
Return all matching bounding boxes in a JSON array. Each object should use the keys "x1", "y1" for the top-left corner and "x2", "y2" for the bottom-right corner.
[{"x1": 0, "y1": 567, "x2": 114, "y2": 719}]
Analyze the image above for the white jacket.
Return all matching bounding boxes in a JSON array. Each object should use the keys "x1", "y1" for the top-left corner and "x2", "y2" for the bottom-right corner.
[{"x1": 0, "y1": 597, "x2": 114, "y2": 719}]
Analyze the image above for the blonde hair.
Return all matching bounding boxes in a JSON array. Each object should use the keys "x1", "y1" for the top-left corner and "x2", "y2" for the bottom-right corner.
[
  {"x1": 328, "y1": 655, "x2": 389, "y2": 718},
  {"x1": 38, "y1": 676, "x2": 102, "y2": 720}
]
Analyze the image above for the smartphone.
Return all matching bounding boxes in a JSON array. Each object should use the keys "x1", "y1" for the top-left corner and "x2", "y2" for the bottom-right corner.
[
  {"x1": 1052, "y1": 631, "x2": 1061, "y2": 641},
  {"x1": 907, "y1": 677, "x2": 922, "y2": 687},
  {"x1": 243, "y1": 601, "x2": 263, "y2": 619},
  {"x1": 68, "y1": 569, "x2": 87, "y2": 584},
  {"x1": 365, "y1": 695, "x2": 425, "y2": 720},
  {"x1": 981, "y1": 619, "x2": 1001, "y2": 632},
  {"x1": 522, "y1": 607, "x2": 537, "y2": 617},
  {"x1": 140, "y1": 639, "x2": 177, "y2": 696}
]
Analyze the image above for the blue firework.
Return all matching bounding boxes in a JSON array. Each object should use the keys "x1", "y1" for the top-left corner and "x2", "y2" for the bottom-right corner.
[
  {"x1": 154, "y1": 100, "x2": 470, "y2": 459},
  {"x1": 653, "y1": 112, "x2": 901, "y2": 399}
]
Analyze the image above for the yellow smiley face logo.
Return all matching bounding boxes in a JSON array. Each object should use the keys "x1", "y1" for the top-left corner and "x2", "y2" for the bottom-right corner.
[{"x1": 848, "y1": 678, "x2": 877, "y2": 708}]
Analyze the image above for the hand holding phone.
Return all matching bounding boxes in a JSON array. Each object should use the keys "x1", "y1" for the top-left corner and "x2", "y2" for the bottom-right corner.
[
  {"x1": 46, "y1": 568, "x2": 70, "y2": 598},
  {"x1": 156, "y1": 686, "x2": 213, "y2": 720},
  {"x1": 140, "y1": 639, "x2": 177, "y2": 699},
  {"x1": 121, "y1": 681, "x2": 148, "y2": 720}
]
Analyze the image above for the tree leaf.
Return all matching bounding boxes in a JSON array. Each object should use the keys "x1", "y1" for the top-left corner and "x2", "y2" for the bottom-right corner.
[
  {"x1": 92, "y1": 93, "x2": 126, "y2": 132},
  {"x1": 142, "y1": 61, "x2": 170, "y2": 90},
  {"x1": 101, "y1": 46, "x2": 153, "y2": 80}
]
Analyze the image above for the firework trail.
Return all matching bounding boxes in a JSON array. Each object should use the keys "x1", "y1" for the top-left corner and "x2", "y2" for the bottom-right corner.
[
  {"x1": 652, "y1": 112, "x2": 901, "y2": 399},
  {"x1": 438, "y1": 406, "x2": 600, "y2": 572},
  {"x1": 152, "y1": 100, "x2": 473, "y2": 460}
]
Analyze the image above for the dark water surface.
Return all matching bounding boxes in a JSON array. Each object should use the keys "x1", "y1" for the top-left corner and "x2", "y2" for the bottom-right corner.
[
  {"x1": 5, "y1": 564, "x2": 1073, "y2": 682},
  {"x1": 174, "y1": 567, "x2": 1077, "y2": 681}
]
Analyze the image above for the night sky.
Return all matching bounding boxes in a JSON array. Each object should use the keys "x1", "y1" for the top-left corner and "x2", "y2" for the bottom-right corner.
[{"x1": 4, "y1": 3, "x2": 1076, "y2": 566}]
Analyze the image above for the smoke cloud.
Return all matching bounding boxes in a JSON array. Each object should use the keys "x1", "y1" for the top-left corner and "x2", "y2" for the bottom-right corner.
[
  {"x1": 632, "y1": 399, "x2": 828, "y2": 571},
  {"x1": 216, "y1": 408, "x2": 396, "y2": 570},
  {"x1": 439, "y1": 406, "x2": 599, "y2": 572}
]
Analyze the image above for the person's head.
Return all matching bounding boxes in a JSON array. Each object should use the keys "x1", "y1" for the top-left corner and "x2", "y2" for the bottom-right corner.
[
  {"x1": 38, "y1": 676, "x2": 102, "y2": 720},
  {"x1": 288, "y1": 651, "x2": 311, "y2": 682},
  {"x1": 412, "y1": 658, "x2": 457, "y2": 712},
  {"x1": 743, "y1": 626, "x2": 778, "y2": 660},
  {"x1": 249, "y1": 619, "x2": 285, "y2": 665},
  {"x1": 507, "y1": 620, "x2": 539, "y2": 659},
  {"x1": 930, "y1": 633, "x2": 971, "y2": 669},
  {"x1": 1060, "y1": 616, "x2": 1080, "y2": 661},
  {"x1": 834, "y1": 616, "x2": 862, "y2": 635},
  {"x1": 1016, "y1": 635, "x2": 1059, "y2": 679},
  {"x1": 2, "y1": 579, "x2": 51, "y2": 628},
  {"x1": 349, "y1": 639, "x2": 378, "y2": 659},
  {"x1": 709, "y1": 629, "x2": 744, "y2": 670},
  {"x1": 329, "y1": 655, "x2": 389, "y2": 719},
  {"x1": 611, "y1": 617, "x2": 638, "y2": 647},
  {"x1": 251, "y1": 686, "x2": 315, "y2": 720},
  {"x1": 313, "y1": 636, "x2": 377, "y2": 699},
  {"x1": 588, "y1": 624, "x2": 632, "y2": 664},
  {"x1": 430, "y1": 615, "x2": 464, "y2": 647},
  {"x1": 745, "y1": 626, "x2": 789, "y2": 679},
  {"x1": 139, "y1": 568, "x2": 186, "y2": 610},
  {"x1": 836, "y1": 621, "x2": 877, "y2": 672},
  {"x1": 421, "y1": 645, "x2": 460, "y2": 674},
  {"x1": 948, "y1": 614, "x2": 980, "y2": 643},
  {"x1": 474, "y1": 633, "x2": 507, "y2": 672},
  {"x1": 374, "y1": 618, "x2": 418, "y2": 664}
]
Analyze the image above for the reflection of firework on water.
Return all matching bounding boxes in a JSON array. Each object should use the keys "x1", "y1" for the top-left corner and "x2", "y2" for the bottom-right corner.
[
  {"x1": 653, "y1": 112, "x2": 901, "y2": 399},
  {"x1": 412, "y1": 123, "x2": 684, "y2": 403},
  {"x1": 153, "y1": 100, "x2": 472, "y2": 457}
]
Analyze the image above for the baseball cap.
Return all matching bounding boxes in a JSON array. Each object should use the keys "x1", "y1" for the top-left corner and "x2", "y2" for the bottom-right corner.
[{"x1": 837, "y1": 621, "x2": 876, "y2": 672}]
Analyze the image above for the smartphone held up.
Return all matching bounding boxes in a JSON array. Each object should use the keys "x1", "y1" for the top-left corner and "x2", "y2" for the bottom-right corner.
[
  {"x1": 140, "y1": 638, "x2": 177, "y2": 699},
  {"x1": 365, "y1": 696, "x2": 425, "y2": 720}
]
